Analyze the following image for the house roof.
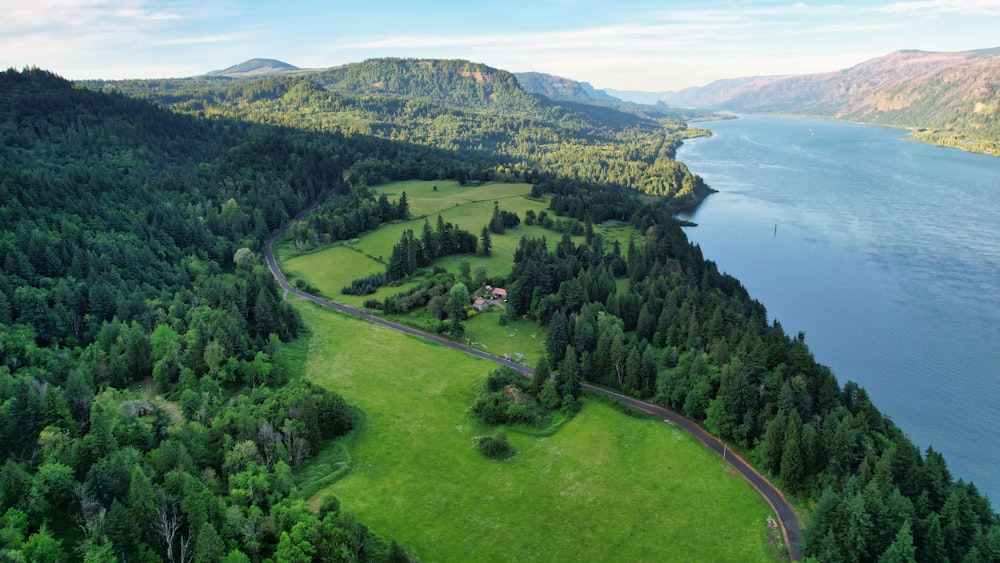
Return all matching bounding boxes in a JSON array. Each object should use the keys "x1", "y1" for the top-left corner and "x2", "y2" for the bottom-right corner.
[{"x1": 493, "y1": 288, "x2": 507, "y2": 297}]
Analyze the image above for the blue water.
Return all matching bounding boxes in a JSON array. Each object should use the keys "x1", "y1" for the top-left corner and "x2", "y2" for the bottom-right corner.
[{"x1": 676, "y1": 115, "x2": 1000, "y2": 502}]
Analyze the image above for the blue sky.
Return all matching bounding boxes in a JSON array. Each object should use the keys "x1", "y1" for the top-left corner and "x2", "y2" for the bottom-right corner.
[{"x1": 2, "y1": 0, "x2": 999, "y2": 91}]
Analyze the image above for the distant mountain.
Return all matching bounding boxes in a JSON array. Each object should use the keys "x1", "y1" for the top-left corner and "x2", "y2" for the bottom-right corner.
[
  {"x1": 603, "y1": 89, "x2": 672, "y2": 105},
  {"x1": 668, "y1": 48, "x2": 1000, "y2": 112},
  {"x1": 515, "y1": 71, "x2": 594, "y2": 103},
  {"x1": 514, "y1": 72, "x2": 623, "y2": 104},
  {"x1": 511, "y1": 70, "x2": 716, "y2": 123},
  {"x1": 205, "y1": 58, "x2": 300, "y2": 78},
  {"x1": 578, "y1": 82, "x2": 621, "y2": 103},
  {"x1": 312, "y1": 58, "x2": 542, "y2": 112},
  {"x1": 654, "y1": 48, "x2": 1000, "y2": 154}
]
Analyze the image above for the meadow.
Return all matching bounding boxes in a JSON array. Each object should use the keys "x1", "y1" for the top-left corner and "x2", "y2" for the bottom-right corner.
[
  {"x1": 282, "y1": 180, "x2": 589, "y2": 308},
  {"x1": 295, "y1": 303, "x2": 781, "y2": 561}
]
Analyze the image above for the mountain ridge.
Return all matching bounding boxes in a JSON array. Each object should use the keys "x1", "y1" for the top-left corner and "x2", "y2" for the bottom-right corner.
[
  {"x1": 643, "y1": 47, "x2": 1000, "y2": 154},
  {"x1": 205, "y1": 57, "x2": 302, "y2": 77}
]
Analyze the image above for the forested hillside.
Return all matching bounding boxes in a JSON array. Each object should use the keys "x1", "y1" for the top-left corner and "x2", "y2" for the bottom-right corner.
[
  {"x1": 85, "y1": 58, "x2": 714, "y2": 206},
  {"x1": 0, "y1": 67, "x2": 485, "y2": 561}
]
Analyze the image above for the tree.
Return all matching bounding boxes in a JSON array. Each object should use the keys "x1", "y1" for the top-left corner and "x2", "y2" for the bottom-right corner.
[
  {"x1": 21, "y1": 524, "x2": 65, "y2": 562},
  {"x1": 480, "y1": 226, "x2": 492, "y2": 257},
  {"x1": 445, "y1": 283, "x2": 469, "y2": 337},
  {"x1": 780, "y1": 416, "x2": 805, "y2": 492},
  {"x1": 532, "y1": 355, "x2": 550, "y2": 396},
  {"x1": 192, "y1": 522, "x2": 225, "y2": 563},
  {"x1": 546, "y1": 311, "x2": 569, "y2": 365},
  {"x1": 490, "y1": 201, "x2": 505, "y2": 234},
  {"x1": 878, "y1": 520, "x2": 916, "y2": 563},
  {"x1": 397, "y1": 191, "x2": 409, "y2": 219},
  {"x1": 538, "y1": 379, "x2": 561, "y2": 409},
  {"x1": 556, "y1": 345, "x2": 581, "y2": 398},
  {"x1": 843, "y1": 492, "x2": 873, "y2": 562}
]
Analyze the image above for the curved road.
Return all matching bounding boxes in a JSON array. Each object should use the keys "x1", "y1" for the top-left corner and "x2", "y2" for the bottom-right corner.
[{"x1": 263, "y1": 212, "x2": 803, "y2": 561}]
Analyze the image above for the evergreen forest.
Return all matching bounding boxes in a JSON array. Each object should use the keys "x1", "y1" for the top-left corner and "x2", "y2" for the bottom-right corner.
[{"x1": 1, "y1": 59, "x2": 997, "y2": 562}]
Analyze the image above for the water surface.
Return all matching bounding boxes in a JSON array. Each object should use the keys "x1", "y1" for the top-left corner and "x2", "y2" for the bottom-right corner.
[{"x1": 677, "y1": 115, "x2": 1000, "y2": 501}]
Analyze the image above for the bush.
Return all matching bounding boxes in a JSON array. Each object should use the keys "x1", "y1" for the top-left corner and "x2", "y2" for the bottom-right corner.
[
  {"x1": 476, "y1": 432, "x2": 514, "y2": 460},
  {"x1": 484, "y1": 367, "x2": 523, "y2": 393}
]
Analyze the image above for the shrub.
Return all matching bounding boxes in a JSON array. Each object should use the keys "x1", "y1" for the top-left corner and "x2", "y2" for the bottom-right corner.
[{"x1": 477, "y1": 432, "x2": 514, "y2": 460}]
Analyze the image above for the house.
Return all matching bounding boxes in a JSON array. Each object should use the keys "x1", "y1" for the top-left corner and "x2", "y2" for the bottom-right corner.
[
  {"x1": 473, "y1": 298, "x2": 489, "y2": 310},
  {"x1": 492, "y1": 288, "x2": 507, "y2": 301}
]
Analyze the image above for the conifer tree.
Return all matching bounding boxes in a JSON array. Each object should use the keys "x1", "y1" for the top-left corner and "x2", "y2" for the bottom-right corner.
[{"x1": 480, "y1": 226, "x2": 492, "y2": 257}]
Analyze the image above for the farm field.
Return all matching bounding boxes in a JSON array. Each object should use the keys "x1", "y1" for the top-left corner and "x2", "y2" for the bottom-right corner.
[{"x1": 296, "y1": 303, "x2": 781, "y2": 562}]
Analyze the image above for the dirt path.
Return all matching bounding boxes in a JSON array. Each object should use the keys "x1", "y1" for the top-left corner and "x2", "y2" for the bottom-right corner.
[{"x1": 263, "y1": 214, "x2": 803, "y2": 561}]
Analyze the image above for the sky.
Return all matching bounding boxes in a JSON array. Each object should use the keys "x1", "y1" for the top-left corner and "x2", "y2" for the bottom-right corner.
[{"x1": 2, "y1": 0, "x2": 999, "y2": 92}]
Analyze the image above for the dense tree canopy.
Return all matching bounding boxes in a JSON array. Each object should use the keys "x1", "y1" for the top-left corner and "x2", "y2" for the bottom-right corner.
[{"x1": 0, "y1": 68, "x2": 417, "y2": 561}]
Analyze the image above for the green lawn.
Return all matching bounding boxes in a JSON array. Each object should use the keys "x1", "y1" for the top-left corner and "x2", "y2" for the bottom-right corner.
[
  {"x1": 296, "y1": 303, "x2": 781, "y2": 562},
  {"x1": 375, "y1": 179, "x2": 537, "y2": 216},
  {"x1": 462, "y1": 310, "x2": 548, "y2": 368},
  {"x1": 282, "y1": 245, "x2": 420, "y2": 308}
]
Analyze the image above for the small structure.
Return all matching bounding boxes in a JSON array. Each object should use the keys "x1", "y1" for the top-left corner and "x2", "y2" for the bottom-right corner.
[
  {"x1": 473, "y1": 298, "x2": 490, "y2": 310},
  {"x1": 492, "y1": 288, "x2": 507, "y2": 301}
]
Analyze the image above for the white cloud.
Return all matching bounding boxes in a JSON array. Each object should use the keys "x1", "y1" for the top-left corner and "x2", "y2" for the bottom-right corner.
[
  {"x1": 875, "y1": 0, "x2": 1000, "y2": 15},
  {"x1": 0, "y1": 0, "x2": 183, "y2": 32}
]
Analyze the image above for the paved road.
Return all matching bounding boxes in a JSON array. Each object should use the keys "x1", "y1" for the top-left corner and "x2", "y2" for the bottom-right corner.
[{"x1": 263, "y1": 213, "x2": 803, "y2": 561}]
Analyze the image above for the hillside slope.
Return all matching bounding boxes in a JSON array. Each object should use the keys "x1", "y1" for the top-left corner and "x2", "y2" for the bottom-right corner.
[
  {"x1": 86, "y1": 58, "x2": 714, "y2": 205},
  {"x1": 661, "y1": 48, "x2": 1000, "y2": 154}
]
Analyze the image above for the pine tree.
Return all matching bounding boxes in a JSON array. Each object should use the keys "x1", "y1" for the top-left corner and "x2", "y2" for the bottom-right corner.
[
  {"x1": 397, "y1": 191, "x2": 409, "y2": 219},
  {"x1": 480, "y1": 226, "x2": 492, "y2": 257},
  {"x1": 546, "y1": 312, "x2": 569, "y2": 365},
  {"x1": 490, "y1": 201, "x2": 505, "y2": 234},
  {"x1": 780, "y1": 415, "x2": 805, "y2": 491},
  {"x1": 878, "y1": 521, "x2": 916, "y2": 563},
  {"x1": 556, "y1": 345, "x2": 581, "y2": 398},
  {"x1": 446, "y1": 283, "x2": 469, "y2": 337},
  {"x1": 532, "y1": 355, "x2": 550, "y2": 396}
]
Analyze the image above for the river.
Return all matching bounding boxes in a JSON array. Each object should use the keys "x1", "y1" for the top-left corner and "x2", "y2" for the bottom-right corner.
[{"x1": 676, "y1": 115, "x2": 1000, "y2": 502}]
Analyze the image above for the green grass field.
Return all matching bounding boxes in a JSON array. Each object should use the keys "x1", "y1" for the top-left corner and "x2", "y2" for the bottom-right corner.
[
  {"x1": 462, "y1": 310, "x2": 548, "y2": 367},
  {"x1": 282, "y1": 245, "x2": 423, "y2": 308},
  {"x1": 360, "y1": 180, "x2": 556, "y2": 277},
  {"x1": 296, "y1": 303, "x2": 780, "y2": 562},
  {"x1": 280, "y1": 181, "x2": 600, "y2": 302}
]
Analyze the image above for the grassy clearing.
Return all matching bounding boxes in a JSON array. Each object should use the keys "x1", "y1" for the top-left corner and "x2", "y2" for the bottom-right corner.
[
  {"x1": 296, "y1": 303, "x2": 780, "y2": 562},
  {"x1": 282, "y1": 181, "x2": 584, "y2": 303},
  {"x1": 375, "y1": 179, "x2": 537, "y2": 216},
  {"x1": 354, "y1": 185, "x2": 551, "y2": 277},
  {"x1": 462, "y1": 309, "x2": 547, "y2": 367},
  {"x1": 282, "y1": 245, "x2": 420, "y2": 307}
]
